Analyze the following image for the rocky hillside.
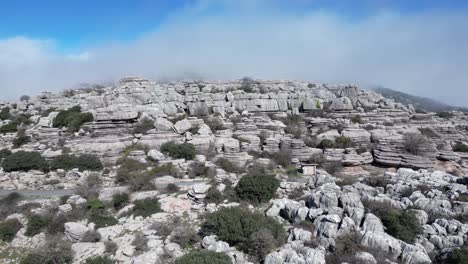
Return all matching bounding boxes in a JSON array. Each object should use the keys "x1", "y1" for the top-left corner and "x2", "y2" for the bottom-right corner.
[{"x1": 0, "y1": 78, "x2": 467, "y2": 263}]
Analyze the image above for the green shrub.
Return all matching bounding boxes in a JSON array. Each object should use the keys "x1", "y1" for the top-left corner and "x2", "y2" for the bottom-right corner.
[
  {"x1": 116, "y1": 158, "x2": 153, "y2": 190},
  {"x1": 175, "y1": 251, "x2": 231, "y2": 264},
  {"x1": 0, "y1": 148, "x2": 12, "y2": 160},
  {"x1": 335, "y1": 136, "x2": 353, "y2": 148},
  {"x1": 318, "y1": 139, "x2": 335, "y2": 149},
  {"x1": 235, "y1": 174, "x2": 279, "y2": 204},
  {"x1": 436, "y1": 111, "x2": 454, "y2": 119},
  {"x1": 264, "y1": 151, "x2": 292, "y2": 168},
  {"x1": 0, "y1": 123, "x2": 17, "y2": 134},
  {"x1": 88, "y1": 210, "x2": 118, "y2": 228},
  {"x1": 203, "y1": 207, "x2": 285, "y2": 259},
  {"x1": 0, "y1": 219, "x2": 22, "y2": 242},
  {"x1": 2, "y1": 151, "x2": 48, "y2": 172},
  {"x1": 189, "y1": 161, "x2": 215, "y2": 178},
  {"x1": 84, "y1": 256, "x2": 114, "y2": 264},
  {"x1": 0, "y1": 107, "x2": 11, "y2": 120},
  {"x1": 215, "y1": 158, "x2": 242, "y2": 173},
  {"x1": 351, "y1": 115, "x2": 362, "y2": 124},
  {"x1": 87, "y1": 198, "x2": 105, "y2": 210},
  {"x1": 20, "y1": 240, "x2": 73, "y2": 264},
  {"x1": 133, "y1": 198, "x2": 161, "y2": 218},
  {"x1": 12, "y1": 134, "x2": 31, "y2": 148},
  {"x1": 166, "y1": 183, "x2": 180, "y2": 193},
  {"x1": 148, "y1": 163, "x2": 178, "y2": 177},
  {"x1": 453, "y1": 142, "x2": 468, "y2": 153},
  {"x1": 53, "y1": 106, "x2": 94, "y2": 132},
  {"x1": 443, "y1": 244, "x2": 468, "y2": 264},
  {"x1": 380, "y1": 210, "x2": 421, "y2": 243},
  {"x1": 25, "y1": 214, "x2": 50, "y2": 237},
  {"x1": 51, "y1": 153, "x2": 104, "y2": 171},
  {"x1": 133, "y1": 117, "x2": 154, "y2": 135},
  {"x1": 160, "y1": 142, "x2": 196, "y2": 160},
  {"x1": 204, "y1": 117, "x2": 224, "y2": 132},
  {"x1": 205, "y1": 188, "x2": 224, "y2": 204},
  {"x1": 112, "y1": 193, "x2": 129, "y2": 210}
]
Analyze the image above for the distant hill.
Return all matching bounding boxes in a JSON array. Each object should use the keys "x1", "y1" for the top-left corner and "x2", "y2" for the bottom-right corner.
[{"x1": 371, "y1": 87, "x2": 468, "y2": 113}]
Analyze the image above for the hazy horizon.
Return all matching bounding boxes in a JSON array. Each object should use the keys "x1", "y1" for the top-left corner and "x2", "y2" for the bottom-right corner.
[{"x1": 1, "y1": 0, "x2": 467, "y2": 106}]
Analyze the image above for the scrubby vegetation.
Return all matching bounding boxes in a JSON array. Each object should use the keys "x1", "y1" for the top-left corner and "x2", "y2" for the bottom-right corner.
[
  {"x1": 175, "y1": 251, "x2": 231, "y2": 264},
  {"x1": 235, "y1": 173, "x2": 279, "y2": 204},
  {"x1": 53, "y1": 106, "x2": 94, "y2": 132},
  {"x1": 133, "y1": 117, "x2": 154, "y2": 134},
  {"x1": 25, "y1": 214, "x2": 51, "y2": 237},
  {"x1": 215, "y1": 158, "x2": 242, "y2": 173},
  {"x1": 50, "y1": 154, "x2": 103, "y2": 171},
  {"x1": 12, "y1": 130, "x2": 31, "y2": 148},
  {"x1": 20, "y1": 239, "x2": 74, "y2": 264},
  {"x1": 0, "y1": 123, "x2": 17, "y2": 134},
  {"x1": 404, "y1": 133, "x2": 430, "y2": 155},
  {"x1": 2, "y1": 151, "x2": 48, "y2": 172},
  {"x1": 453, "y1": 142, "x2": 468, "y2": 153},
  {"x1": 0, "y1": 219, "x2": 22, "y2": 242},
  {"x1": 160, "y1": 142, "x2": 196, "y2": 160},
  {"x1": 85, "y1": 256, "x2": 114, "y2": 264},
  {"x1": 203, "y1": 206, "x2": 286, "y2": 261},
  {"x1": 133, "y1": 198, "x2": 161, "y2": 218},
  {"x1": 364, "y1": 201, "x2": 421, "y2": 243}
]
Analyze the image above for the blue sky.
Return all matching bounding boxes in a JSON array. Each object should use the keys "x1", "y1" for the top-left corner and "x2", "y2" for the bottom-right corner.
[{"x1": 1, "y1": 0, "x2": 468, "y2": 106}]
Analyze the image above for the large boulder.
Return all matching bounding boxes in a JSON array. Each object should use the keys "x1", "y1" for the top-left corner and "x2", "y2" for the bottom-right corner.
[{"x1": 65, "y1": 222, "x2": 89, "y2": 242}]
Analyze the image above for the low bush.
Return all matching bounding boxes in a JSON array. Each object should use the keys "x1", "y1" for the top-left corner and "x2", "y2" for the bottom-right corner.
[
  {"x1": 133, "y1": 198, "x2": 161, "y2": 218},
  {"x1": 0, "y1": 219, "x2": 22, "y2": 242},
  {"x1": 0, "y1": 148, "x2": 12, "y2": 160},
  {"x1": 436, "y1": 111, "x2": 454, "y2": 119},
  {"x1": 12, "y1": 133, "x2": 31, "y2": 148},
  {"x1": 453, "y1": 142, "x2": 468, "y2": 153},
  {"x1": 88, "y1": 210, "x2": 118, "y2": 228},
  {"x1": 116, "y1": 158, "x2": 152, "y2": 190},
  {"x1": 0, "y1": 192, "x2": 22, "y2": 219},
  {"x1": 25, "y1": 214, "x2": 51, "y2": 237},
  {"x1": 364, "y1": 200, "x2": 421, "y2": 243},
  {"x1": 171, "y1": 223, "x2": 201, "y2": 248},
  {"x1": 404, "y1": 133, "x2": 430, "y2": 155},
  {"x1": 189, "y1": 161, "x2": 216, "y2": 178},
  {"x1": 132, "y1": 232, "x2": 148, "y2": 254},
  {"x1": 0, "y1": 123, "x2": 17, "y2": 134},
  {"x1": 50, "y1": 154, "x2": 103, "y2": 171},
  {"x1": 160, "y1": 142, "x2": 196, "y2": 160},
  {"x1": 380, "y1": 210, "x2": 421, "y2": 243},
  {"x1": 77, "y1": 173, "x2": 102, "y2": 199},
  {"x1": 87, "y1": 197, "x2": 105, "y2": 210},
  {"x1": 204, "y1": 117, "x2": 224, "y2": 132},
  {"x1": 20, "y1": 238, "x2": 73, "y2": 264},
  {"x1": 235, "y1": 174, "x2": 279, "y2": 204},
  {"x1": 441, "y1": 244, "x2": 468, "y2": 264},
  {"x1": 2, "y1": 151, "x2": 48, "y2": 172},
  {"x1": 166, "y1": 183, "x2": 180, "y2": 193},
  {"x1": 264, "y1": 151, "x2": 292, "y2": 168},
  {"x1": 53, "y1": 106, "x2": 94, "y2": 132},
  {"x1": 203, "y1": 207, "x2": 286, "y2": 260},
  {"x1": 325, "y1": 232, "x2": 365, "y2": 264},
  {"x1": 418, "y1": 128, "x2": 440, "y2": 138},
  {"x1": 350, "y1": 115, "x2": 362, "y2": 124},
  {"x1": 112, "y1": 193, "x2": 129, "y2": 210},
  {"x1": 85, "y1": 256, "x2": 114, "y2": 264},
  {"x1": 335, "y1": 136, "x2": 353, "y2": 148},
  {"x1": 81, "y1": 230, "x2": 101, "y2": 242},
  {"x1": 175, "y1": 251, "x2": 231, "y2": 264},
  {"x1": 204, "y1": 188, "x2": 224, "y2": 204},
  {"x1": 148, "y1": 163, "x2": 179, "y2": 177},
  {"x1": 0, "y1": 107, "x2": 11, "y2": 120},
  {"x1": 215, "y1": 158, "x2": 242, "y2": 173},
  {"x1": 133, "y1": 117, "x2": 154, "y2": 135},
  {"x1": 318, "y1": 139, "x2": 335, "y2": 149}
]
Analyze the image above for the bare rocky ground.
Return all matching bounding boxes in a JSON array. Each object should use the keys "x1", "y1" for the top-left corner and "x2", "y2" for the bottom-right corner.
[{"x1": 0, "y1": 78, "x2": 467, "y2": 263}]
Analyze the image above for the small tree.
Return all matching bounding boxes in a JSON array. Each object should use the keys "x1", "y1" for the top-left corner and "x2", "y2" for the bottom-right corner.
[
  {"x1": 404, "y1": 133, "x2": 429, "y2": 155},
  {"x1": 20, "y1": 95, "x2": 30, "y2": 102},
  {"x1": 235, "y1": 174, "x2": 279, "y2": 204},
  {"x1": 160, "y1": 142, "x2": 196, "y2": 160}
]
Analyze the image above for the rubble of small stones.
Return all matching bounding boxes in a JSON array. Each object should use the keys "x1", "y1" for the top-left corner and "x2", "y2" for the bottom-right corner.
[{"x1": 0, "y1": 78, "x2": 467, "y2": 263}]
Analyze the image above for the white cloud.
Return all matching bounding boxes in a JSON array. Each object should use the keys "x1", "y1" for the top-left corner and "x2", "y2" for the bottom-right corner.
[{"x1": 0, "y1": 2, "x2": 467, "y2": 106}]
